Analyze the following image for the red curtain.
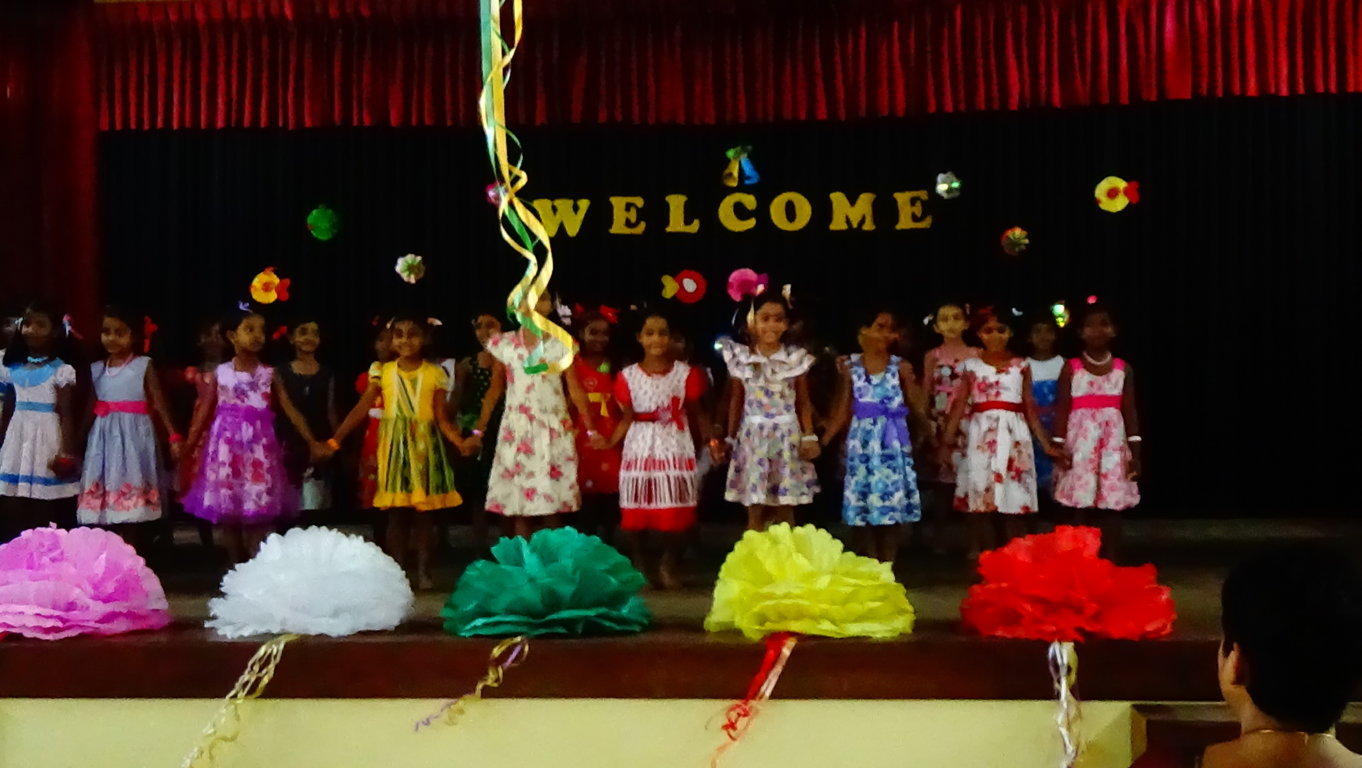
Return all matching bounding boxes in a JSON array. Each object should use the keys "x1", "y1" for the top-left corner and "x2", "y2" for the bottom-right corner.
[
  {"x1": 95, "y1": 0, "x2": 1362, "y2": 130},
  {"x1": 1, "y1": 0, "x2": 99, "y2": 326}
]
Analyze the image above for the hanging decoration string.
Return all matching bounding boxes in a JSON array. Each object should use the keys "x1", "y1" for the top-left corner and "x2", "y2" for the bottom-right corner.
[
  {"x1": 479, "y1": 0, "x2": 575, "y2": 374},
  {"x1": 1048, "y1": 640, "x2": 1083, "y2": 768},
  {"x1": 415, "y1": 636, "x2": 531, "y2": 731},
  {"x1": 180, "y1": 634, "x2": 298, "y2": 768},
  {"x1": 710, "y1": 632, "x2": 798, "y2": 767}
]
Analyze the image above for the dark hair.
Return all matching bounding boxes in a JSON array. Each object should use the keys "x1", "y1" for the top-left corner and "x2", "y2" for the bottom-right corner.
[
  {"x1": 636, "y1": 309, "x2": 672, "y2": 335},
  {"x1": 1075, "y1": 302, "x2": 1116, "y2": 329},
  {"x1": 3, "y1": 299, "x2": 76, "y2": 367},
  {"x1": 575, "y1": 310, "x2": 612, "y2": 337},
  {"x1": 970, "y1": 305, "x2": 1010, "y2": 333},
  {"x1": 752, "y1": 293, "x2": 791, "y2": 317},
  {"x1": 219, "y1": 306, "x2": 262, "y2": 345},
  {"x1": 388, "y1": 312, "x2": 433, "y2": 354},
  {"x1": 101, "y1": 304, "x2": 146, "y2": 345},
  {"x1": 1221, "y1": 545, "x2": 1362, "y2": 733}
]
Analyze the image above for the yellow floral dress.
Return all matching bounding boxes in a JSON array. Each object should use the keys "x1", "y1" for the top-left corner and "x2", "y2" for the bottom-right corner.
[{"x1": 372, "y1": 361, "x2": 461, "y2": 511}]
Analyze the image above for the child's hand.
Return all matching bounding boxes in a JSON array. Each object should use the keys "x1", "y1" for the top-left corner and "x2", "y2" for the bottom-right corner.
[
  {"x1": 1126, "y1": 456, "x2": 1142, "y2": 482},
  {"x1": 835, "y1": 355, "x2": 851, "y2": 374},
  {"x1": 708, "y1": 439, "x2": 729, "y2": 465},
  {"x1": 1044, "y1": 443, "x2": 1065, "y2": 462},
  {"x1": 169, "y1": 441, "x2": 184, "y2": 463},
  {"x1": 797, "y1": 439, "x2": 820, "y2": 461},
  {"x1": 49, "y1": 453, "x2": 79, "y2": 479},
  {"x1": 310, "y1": 441, "x2": 334, "y2": 463},
  {"x1": 465, "y1": 435, "x2": 483, "y2": 455},
  {"x1": 587, "y1": 431, "x2": 608, "y2": 451}
]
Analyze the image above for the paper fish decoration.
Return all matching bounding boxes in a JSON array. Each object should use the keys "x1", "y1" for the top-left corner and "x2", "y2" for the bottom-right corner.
[
  {"x1": 249, "y1": 267, "x2": 291, "y2": 304},
  {"x1": 722, "y1": 146, "x2": 759, "y2": 187},
  {"x1": 1095, "y1": 177, "x2": 1140, "y2": 212},
  {"x1": 935, "y1": 172, "x2": 962, "y2": 199},
  {"x1": 395, "y1": 254, "x2": 426, "y2": 284},
  {"x1": 661, "y1": 270, "x2": 707, "y2": 304},
  {"x1": 1000, "y1": 227, "x2": 1030, "y2": 256},
  {"x1": 306, "y1": 205, "x2": 339, "y2": 241}
]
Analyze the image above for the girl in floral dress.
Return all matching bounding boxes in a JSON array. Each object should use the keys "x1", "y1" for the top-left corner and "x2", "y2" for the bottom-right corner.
[
  {"x1": 922, "y1": 302, "x2": 979, "y2": 553},
  {"x1": 333, "y1": 315, "x2": 473, "y2": 589},
  {"x1": 1052, "y1": 305, "x2": 1141, "y2": 559},
  {"x1": 184, "y1": 308, "x2": 321, "y2": 564},
  {"x1": 822, "y1": 310, "x2": 924, "y2": 565},
  {"x1": 482, "y1": 294, "x2": 595, "y2": 539},
  {"x1": 78, "y1": 307, "x2": 182, "y2": 547},
  {"x1": 570, "y1": 309, "x2": 622, "y2": 540},
  {"x1": 607, "y1": 312, "x2": 711, "y2": 589},
  {"x1": 720, "y1": 295, "x2": 820, "y2": 531},
  {"x1": 939, "y1": 309, "x2": 1061, "y2": 559}
]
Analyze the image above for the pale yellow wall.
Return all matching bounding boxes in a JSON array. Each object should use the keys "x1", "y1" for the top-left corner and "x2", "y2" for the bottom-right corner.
[{"x1": 0, "y1": 699, "x2": 1134, "y2": 768}]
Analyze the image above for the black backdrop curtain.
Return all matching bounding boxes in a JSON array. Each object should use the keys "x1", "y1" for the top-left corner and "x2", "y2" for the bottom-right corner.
[{"x1": 100, "y1": 95, "x2": 1362, "y2": 516}]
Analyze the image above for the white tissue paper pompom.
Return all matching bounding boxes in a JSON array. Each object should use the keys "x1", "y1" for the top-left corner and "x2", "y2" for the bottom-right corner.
[{"x1": 207, "y1": 527, "x2": 414, "y2": 638}]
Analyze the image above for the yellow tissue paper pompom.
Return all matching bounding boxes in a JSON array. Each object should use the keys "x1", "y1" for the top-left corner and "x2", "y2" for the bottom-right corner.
[{"x1": 704, "y1": 523, "x2": 915, "y2": 640}]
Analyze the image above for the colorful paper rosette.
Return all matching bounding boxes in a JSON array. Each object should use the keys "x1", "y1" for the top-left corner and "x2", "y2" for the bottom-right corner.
[
  {"x1": 395, "y1": 253, "x2": 426, "y2": 284},
  {"x1": 0, "y1": 526, "x2": 171, "y2": 640},
  {"x1": 1001, "y1": 226, "x2": 1030, "y2": 255},
  {"x1": 183, "y1": 528, "x2": 413, "y2": 768},
  {"x1": 961, "y1": 526, "x2": 1175, "y2": 768},
  {"x1": 704, "y1": 524, "x2": 914, "y2": 764},
  {"x1": 443, "y1": 527, "x2": 650, "y2": 638},
  {"x1": 306, "y1": 204, "x2": 339, "y2": 241},
  {"x1": 935, "y1": 171, "x2": 962, "y2": 199}
]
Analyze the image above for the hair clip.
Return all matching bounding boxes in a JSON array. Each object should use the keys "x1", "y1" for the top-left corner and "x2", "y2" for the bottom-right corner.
[
  {"x1": 143, "y1": 316, "x2": 159, "y2": 354},
  {"x1": 427, "y1": 317, "x2": 444, "y2": 327},
  {"x1": 272, "y1": 325, "x2": 290, "y2": 341},
  {"x1": 238, "y1": 301, "x2": 252, "y2": 312},
  {"x1": 61, "y1": 314, "x2": 82, "y2": 340}
]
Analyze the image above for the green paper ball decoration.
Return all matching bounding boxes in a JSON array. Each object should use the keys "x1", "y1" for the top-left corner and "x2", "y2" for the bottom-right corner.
[{"x1": 307, "y1": 205, "x2": 339, "y2": 241}]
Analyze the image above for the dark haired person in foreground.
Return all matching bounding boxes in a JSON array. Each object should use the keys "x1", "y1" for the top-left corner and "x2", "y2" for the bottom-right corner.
[{"x1": 1204, "y1": 546, "x2": 1362, "y2": 768}]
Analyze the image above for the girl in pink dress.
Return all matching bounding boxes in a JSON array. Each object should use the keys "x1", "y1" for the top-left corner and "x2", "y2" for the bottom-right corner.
[
  {"x1": 1052, "y1": 305, "x2": 1141, "y2": 558},
  {"x1": 922, "y1": 302, "x2": 979, "y2": 553},
  {"x1": 939, "y1": 309, "x2": 1061, "y2": 559}
]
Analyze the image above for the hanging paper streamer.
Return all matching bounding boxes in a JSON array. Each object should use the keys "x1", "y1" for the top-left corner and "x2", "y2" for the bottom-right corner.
[
  {"x1": 306, "y1": 205, "x2": 339, "y2": 241},
  {"x1": 395, "y1": 254, "x2": 426, "y2": 284},
  {"x1": 485, "y1": 183, "x2": 507, "y2": 207},
  {"x1": 935, "y1": 172, "x2": 963, "y2": 199},
  {"x1": 661, "y1": 270, "x2": 707, "y2": 303},
  {"x1": 722, "y1": 146, "x2": 760, "y2": 187},
  {"x1": 1095, "y1": 176, "x2": 1140, "y2": 212},
  {"x1": 180, "y1": 634, "x2": 298, "y2": 768},
  {"x1": 249, "y1": 268, "x2": 291, "y2": 305},
  {"x1": 415, "y1": 636, "x2": 530, "y2": 731},
  {"x1": 479, "y1": 0, "x2": 576, "y2": 375},
  {"x1": 710, "y1": 632, "x2": 798, "y2": 767},
  {"x1": 1001, "y1": 226, "x2": 1030, "y2": 256},
  {"x1": 1049, "y1": 640, "x2": 1082, "y2": 768}
]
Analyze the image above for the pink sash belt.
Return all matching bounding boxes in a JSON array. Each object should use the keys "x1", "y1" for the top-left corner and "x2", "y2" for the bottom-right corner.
[
  {"x1": 1072, "y1": 394, "x2": 1121, "y2": 410},
  {"x1": 94, "y1": 400, "x2": 148, "y2": 417}
]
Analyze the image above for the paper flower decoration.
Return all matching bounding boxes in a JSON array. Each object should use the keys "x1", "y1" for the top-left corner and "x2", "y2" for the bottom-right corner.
[
  {"x1": 726, "y1": 268, "x2": 769, "y2": 302},
  {"x1": 705, "y1": 524, "x2": 915, "y2": 640},
  {"x1": 962, "y1": 526, "x2": 1175, "y2": 642},
  {"x1": 1000, "y1": 226, "x2": 1030, "y2": 256},
  {"x1": 722, "y1": 145, "x2": 759, "y2": 187},
  {"x1": 1095, "y1": 176, "x2": 1140, "y2": 212},
  {"x1": 249, "y1": 267, "x2": 291, "y2": 304},
  {"x1": 395, "y1": 254, "x2": 426, "y2": 284},
  {"x1": 208, "y1": 527, "x2": 413, "y2": 638},
  {"x1": 485, "y1": 183, "x2": 507, "y2": 207},
  {"x1": 1051, "y1": 301, "x2": 1070, "y2": 328},
  {"x1": 661, "y1": 270, "x2": 707, "y2": 303},
  {"x1": 935, "y1": 172, "x2": 963, "y2": 199},
  {"x1": 443, "y1": 527, "x2": 650, "y2": 637},
  {"x1": 0, "y1": 526, "x2": 171, "y2": 639},
  {"x1": 306, "y1": 204, "x2": 339, "y2": 241}
]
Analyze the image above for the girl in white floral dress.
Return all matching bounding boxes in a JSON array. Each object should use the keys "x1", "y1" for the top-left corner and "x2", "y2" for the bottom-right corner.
[
  {"x1": 939, "y1": 309, "x2": 1061, "y2": 559},
  {"x1": 720, "y1": 295, "x2": 820, "y2": 531}
]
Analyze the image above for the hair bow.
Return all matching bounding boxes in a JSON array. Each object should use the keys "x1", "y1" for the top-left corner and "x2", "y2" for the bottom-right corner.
[
  {"x1": 726, "y1": 269, "x2": 769, "y2": 302},
  {"x1": 142, "y1": 316, "x2": 158, "y2": 354},
  {"x1": 427, "y1": 317, "x2": 444, "y2": 327},
  {"x1": 61, "y1": 314, "x2": 82, "y2": 340},
  {"x1": 572, "y1": 304, "x2": 620, "y2": 324}
]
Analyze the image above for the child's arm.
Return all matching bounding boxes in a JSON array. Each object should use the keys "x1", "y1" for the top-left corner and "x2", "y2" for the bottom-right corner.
[
  {"x1": 820, "y1": 365, "x2": 852, "y2": 448},
  {"x1": 936, "y1": 373, "x2": 971, "y2": 466},
  {"x1": 1122, "y1": 364, "x2": 1142, "y2": 480},
  {"x1": 1052, "y1": 362, "x2": 1074, "y2": 450},
  {"x1": 184, "y1": 374, "x2": 218, "y2": 454},
  {"x1": 684, "y1": 367, "x2": 713, "y2": 448},
  {"x1": 326, "y1": 373, "x2": 339, "y2": 433},
  {"x1": 725, "y1": 379, "x2": 744, "y2": 447},
  {"x1": 433, "y1": 384, "x2": 472, "y2": 455},
  {"x1": 899, "y1": 360, "x2": 932, "y2": 449},
  {"x1": 473, "y1": 361, "x2": 505, "y2": 439},
  {"x1": 920, "y1": 349, "x2": 939, "y2": 449},
  {"x1": 795, "y1": 373, "x2": 820, "y2": 460},
  {"x1": 332, "y1": 379, "x2": 381, "y2": 445},
  {"x1": 144, "y1": 362, "x2": 183, "y2": 461},
  {"x1": 272, "y1": 376, "x2": 322, "y2": 458},
  {"x1": 1021, "y1": 367, "x2": 1062, "y2": 459},
  {"x1": 564, "y1": 364, "x2": 602, "y2": 447},
  {"x1": 54, "y1": 380, "x2": 77, "y2": 464}
]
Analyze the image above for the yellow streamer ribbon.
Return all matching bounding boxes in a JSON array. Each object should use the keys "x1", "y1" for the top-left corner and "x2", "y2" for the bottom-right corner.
[
  {"x1": 587, "y1": 391, "x2": 610, "y2": 418},
  {"x1": 181, "y1": 633, "x2": 298, "y2": 768},
  {"x1": 415, "y1": 636, "x2": 530, "y2": 731},
  {"x1": 479, "y1": 0, "x2": 576, "y2": 374}
]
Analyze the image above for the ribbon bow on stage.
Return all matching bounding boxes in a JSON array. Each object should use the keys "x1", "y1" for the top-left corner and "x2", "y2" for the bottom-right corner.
[
  {"x1": 572, "y1": 304, "x2": 620, "y2": 324},
  {"x1": 637, "y1": 396, "x2": 686, "y2": 430}
]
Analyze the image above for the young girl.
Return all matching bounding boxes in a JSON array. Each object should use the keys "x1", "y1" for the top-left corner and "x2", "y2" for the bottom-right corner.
[
  {"x1": 1026, "y1": 315, "x2": 1064, "y2": 498},
  {"x1": 570, "y1": 309, "x2": 622, "y2": 541},
  {"x1": 939, "y1": 309, "x2": 1061, "y2": 558},
  {"x1": 923, "y1": 302, "x2": 979, "y2": 553},
  {"x1": 177, "y1": 319, "x2": 226, "y2": 505},
  {"x1": 183, "y1": 308, "x2": 320, "y2": 564},
  {"x1": 332, "y1": 315, "x2": 472, "y2": 589},
  {"x1": 1052, "y1": 305, "x2": 1141, "y2": 558},
  {"x1": 606, "y1": 312, "x2": 710, "y2": 589},
  {"x1": 720, "y1": 295, "x2": 820, "y2": 530},
  {"x1": 77, "y1": 306, "x2": 182, "y2": 542},
  {"x1": 0, "y1": 300, "x2": 80, "y2": 540},
  {"x1": 822, "y1": 310, "x2": 924, "y2": 565},
  {"x1": 357, "y1": 323, "x2": 396, "y2": 514},
  {"x1": 482, "y1": 294, "x2": 593, "y2": 538},
  {"x1": 277, "y1": 316, "x2": 338, "y2": 521},
  {"x1": 454, "y1": 312, "x2": 505, "y2": 548}
]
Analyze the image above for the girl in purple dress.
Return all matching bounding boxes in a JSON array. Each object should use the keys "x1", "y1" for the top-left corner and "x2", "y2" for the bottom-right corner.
[{"x1": 184, "y1": 308, "x2": 322, "y2": 563}]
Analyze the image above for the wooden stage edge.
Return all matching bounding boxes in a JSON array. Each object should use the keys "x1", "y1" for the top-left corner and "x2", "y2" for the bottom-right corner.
[{"x1": 0, "y1": 619, "x2": 1222, "y2": 701}]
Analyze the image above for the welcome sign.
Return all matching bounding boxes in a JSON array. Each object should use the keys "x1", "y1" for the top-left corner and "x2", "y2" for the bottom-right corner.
[{"x1": 527, "y1": 190, "x2": 935, "y2": 237}]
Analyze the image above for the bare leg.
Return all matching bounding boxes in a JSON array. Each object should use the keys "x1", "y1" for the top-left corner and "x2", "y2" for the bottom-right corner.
[
  {"x1": 925, "y1": 484, "x2": 953, "y2": 555},
  {"x1": 745, "y1": 506, "x2": 766, "y2": 532},
  {"x1": 965, "y1": 514, "x2": 994, "y2": 560},
  {"x1": 1098, "y1": 509, "x2": 1123, "y2": 562},
  {"x1": 243, "y1": 524, "x2": 273, "y2": 560},
  {"x1": 875, "y1": 525, "x2": 902, "y2": 566},
  {"x1": 545, "y1": 514, "x2": 564, "y2": 529},
  {"x1": 220, "y1": 525, "x2": 245, "y2": 565},
  {"x1": 413, "y1": 512, "x2": 436, "y2": 590},
  {"x1": 470, "y1": 499, "x2": 489, "y2": 551},
  {"x1": 854, "y1": 526, "x2": 877, "y2": 559},
  {"x1": 621, "y1": 529, "x2": 647, "y2": 578},
  {"x1": 1001, "y1": 515, "x2": 1028, "y2": 546},
  {"x1": 771, "y1": 506, "x2": 796, "y2": 527},
  {"x1": 385, "y1": 509, "x2": 411, "y2": 571},
  {"x1": 659, "y1": 532, "x2": 685, "y2": 590},
  {"x1": 513, "y1": 517, "x2": 533, "y2": 539}
]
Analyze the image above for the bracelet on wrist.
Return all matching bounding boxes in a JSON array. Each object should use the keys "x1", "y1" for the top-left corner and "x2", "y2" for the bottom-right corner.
[
  {"x1": 471, "y1": 428, "x2": 485, "y2": 437},
  {"x1": 1050, "y1": 436, "x2": 1066, "y2": 444},
  {"x1": 326, "y1": 438, "x2": 341, "y2": 451},
  {"x1": 800, "y1": 434, "x2": 819, "y2": 443},
  {"x1": 1127, "y1": 435, "x2": 1143, "y2": 443},
  {"x1": 168, "y1": 432, "x2": 184, "y2": 445}
]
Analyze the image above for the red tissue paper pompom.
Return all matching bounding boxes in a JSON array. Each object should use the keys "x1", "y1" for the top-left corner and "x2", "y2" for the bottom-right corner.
[{"x1": 961, "y1": 526, "x2": 1175, "y2": 642}]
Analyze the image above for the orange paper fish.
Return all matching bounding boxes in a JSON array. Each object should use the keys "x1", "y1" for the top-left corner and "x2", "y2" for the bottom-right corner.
[{"x1": 250, "y1": 267, "x2": 291, "y2": 304}]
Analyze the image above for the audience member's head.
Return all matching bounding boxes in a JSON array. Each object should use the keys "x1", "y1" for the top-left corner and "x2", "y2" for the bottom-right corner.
[{"x1": 1220, "y1": 545, "x2": 1362, "y2": 733}]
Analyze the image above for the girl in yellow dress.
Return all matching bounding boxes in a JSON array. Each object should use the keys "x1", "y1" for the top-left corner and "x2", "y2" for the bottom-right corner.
[{"x1": 331, "y1": 315, "x2": 475, "y2": 589}]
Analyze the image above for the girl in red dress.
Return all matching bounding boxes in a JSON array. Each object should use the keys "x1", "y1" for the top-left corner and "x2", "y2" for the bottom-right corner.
[
  {"x1": 570, "y1": 308, "x2": 622, "y2": 542},
  {"x1": 356, "y1": 324, "x2": 395, "y2": 513}
]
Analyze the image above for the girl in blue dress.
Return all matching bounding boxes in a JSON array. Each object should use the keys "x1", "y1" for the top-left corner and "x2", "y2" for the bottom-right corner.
[{"x1": 822, "y1": 309, "x2": 924, "y2": 565}]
